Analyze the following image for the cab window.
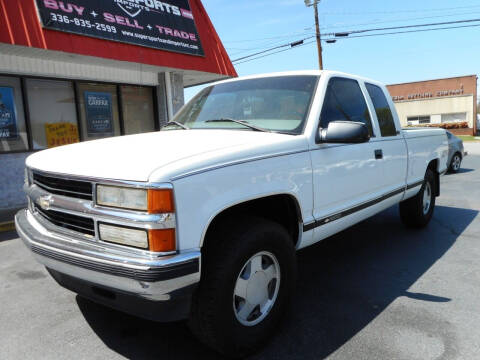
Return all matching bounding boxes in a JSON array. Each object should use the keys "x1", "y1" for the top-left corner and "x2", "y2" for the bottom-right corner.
[
  {"x1": 320, "y1": 77, "x2": 374, "y2": 136},
  {"x1": 365, "y1": 83, "x2": 397, "y2": 137}
]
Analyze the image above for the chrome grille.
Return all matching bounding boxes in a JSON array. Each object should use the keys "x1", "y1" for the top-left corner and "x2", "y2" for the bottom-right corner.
[
  {"x1": 33, "y1": 172, "x2": 93, "y2": 200},
  {"x1": 34, "y1": 205, "x2": 95, "y2": 237}
]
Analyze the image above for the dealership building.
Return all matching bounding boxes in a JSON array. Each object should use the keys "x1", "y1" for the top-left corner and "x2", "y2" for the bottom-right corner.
[
  {"x1": 387, "y1": 75, "x2": 478, "y2": 135},
  {"x1": 0, "y1": 0, "x2": 236, "y2": 215}
]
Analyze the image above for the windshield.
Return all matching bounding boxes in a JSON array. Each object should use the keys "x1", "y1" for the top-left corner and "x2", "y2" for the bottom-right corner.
[{"x1": 169, "y1": 75, "x2": 319, "y2": 134}]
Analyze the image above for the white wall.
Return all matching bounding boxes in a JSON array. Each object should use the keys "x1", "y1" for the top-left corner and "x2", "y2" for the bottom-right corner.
[{"x1": 393, "y1": 95, "x2": 474, "y2": 127}]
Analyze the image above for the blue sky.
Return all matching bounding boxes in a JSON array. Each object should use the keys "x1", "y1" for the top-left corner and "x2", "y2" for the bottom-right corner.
[{"x1": 185, "y1": 0, "x2": 480, "y2": 101}]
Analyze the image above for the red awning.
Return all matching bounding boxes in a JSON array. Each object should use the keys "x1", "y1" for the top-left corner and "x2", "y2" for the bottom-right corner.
[{"x1": 0, "y1": 0, "x2": 237, "y2": 78}]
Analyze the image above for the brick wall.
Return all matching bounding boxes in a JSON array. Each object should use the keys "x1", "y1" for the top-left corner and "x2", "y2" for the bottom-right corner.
[{"x1": 449, "y1": 128, "x2": 475, "y2": 136}]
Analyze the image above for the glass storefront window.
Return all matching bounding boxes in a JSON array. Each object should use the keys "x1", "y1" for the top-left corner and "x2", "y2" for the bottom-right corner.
[
  {"x1": 26, "y1": 79, "x2": 79, "y2": 150},
  {"x1": 0, "y1": 76, "x2": 28, "y2": 152},
  {"x1": 77, "y1": 83, "x2": 120, "y2": 141},
  {"x1": 121, "y1": 86, "x2": 155, "y2": 135},
  {"x1": 0, "y1": 76, "x2": 157, "y2": 153}
]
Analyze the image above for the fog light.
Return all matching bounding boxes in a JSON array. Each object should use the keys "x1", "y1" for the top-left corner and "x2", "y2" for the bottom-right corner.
[{"x1": 99, "y1": 224, "x2": 148, "y2": 249}]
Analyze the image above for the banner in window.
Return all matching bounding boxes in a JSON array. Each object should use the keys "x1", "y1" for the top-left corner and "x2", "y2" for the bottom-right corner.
[
  {"x1": 0, "y1": 87, "x2": 18, "y2": 140},
  {"x1": 35, "y1": 0, "x2": 204, "y2": 56},
  {"x1": 84, "y1": 92, "x2": 114, "y2": 135}
]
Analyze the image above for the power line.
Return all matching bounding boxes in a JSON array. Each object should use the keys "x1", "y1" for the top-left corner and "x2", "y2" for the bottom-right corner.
[
  {"x1": 317, "y1": 4, "x2": 480, "y2": 16},
  {"x1": 318, "y1": 10, "x2": 480, "y2": 31},
  {"x1": 234, "y1": 40, "x2": 316, "y2": 65},
  {"x1": 228, "y1": 14, "x2": 480, "y2": 59},
  {"x1": 324, "y1": 22, "x2": 480, "y2": 40},
  {"x1": 226, "y1": 9, "x2": 480, "y2": 46},
  {"x1": 325, "y1": 17, "x2": 480, "y2": 36},
  {"x1": 234, "y1": 22, "x2": 480, "y2": 66},
  {"x1": 231, "y1": 36, "x2": 315, "y2": 62},
  {"x1": 233, "y1": 18, "x2": 480, "y2": 64}
]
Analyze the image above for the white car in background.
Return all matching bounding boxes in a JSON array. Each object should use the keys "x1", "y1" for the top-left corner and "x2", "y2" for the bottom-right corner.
[{"x1": 446, "y1": 130, "x2": 467, "y2": 173}]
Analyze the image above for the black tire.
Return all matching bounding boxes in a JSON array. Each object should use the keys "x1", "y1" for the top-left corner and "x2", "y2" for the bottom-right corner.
[
  {"x1": 188, "y1": 216, "x2": 296, "y2": 358},
  {"x1": 449, "y1": 152, "x2": 462, "y2": 173},
  {"x1": 399, "y1": 169, "x2": 436, "y2": 228}
]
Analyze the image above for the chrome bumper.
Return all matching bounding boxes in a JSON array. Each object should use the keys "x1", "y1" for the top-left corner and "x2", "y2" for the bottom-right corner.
[{"x1": 15, "y1": 209, "x2": 201, "y2": 301}]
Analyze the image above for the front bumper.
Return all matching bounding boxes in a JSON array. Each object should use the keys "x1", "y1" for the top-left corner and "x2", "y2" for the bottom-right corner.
[{"x1": 15, "y1": 209, "x2": 201, "y2": 320}]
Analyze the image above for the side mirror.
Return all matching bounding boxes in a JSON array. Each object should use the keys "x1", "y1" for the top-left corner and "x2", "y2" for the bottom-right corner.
[{"x1": 317, "y1": 121, "x2": 370, "y2": 144}]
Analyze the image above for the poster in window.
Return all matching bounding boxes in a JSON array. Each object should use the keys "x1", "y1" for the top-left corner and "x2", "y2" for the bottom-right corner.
[
  {"x1": 0, "y1": 86, "x2": 18, "y2": 139},
  {"x1": 84, "y1": 92, "x2": 113, "y2": 135},
  {"x1": 45, "y1": 122, "x2": 79, "y2": 148}
]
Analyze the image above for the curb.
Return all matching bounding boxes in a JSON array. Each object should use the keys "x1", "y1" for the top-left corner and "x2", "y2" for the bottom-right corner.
[{"x1": 0, "y1": 221, "x2": 15, "y2": 232}]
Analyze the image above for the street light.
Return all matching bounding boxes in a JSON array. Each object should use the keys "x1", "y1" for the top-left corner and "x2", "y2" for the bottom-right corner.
[{"x1": 304, "y1": 0, "x2": 323, "y2": 69}]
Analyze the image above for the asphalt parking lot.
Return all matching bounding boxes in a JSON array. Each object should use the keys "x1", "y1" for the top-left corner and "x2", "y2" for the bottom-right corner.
[{"x1": 1, "y1": 142, "x2": 480, "y2": 360}]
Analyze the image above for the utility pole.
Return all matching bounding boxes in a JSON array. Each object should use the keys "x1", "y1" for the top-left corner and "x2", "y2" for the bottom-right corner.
[{"x1": 305, "y1": 0, "x2": 323, "y2": 70}]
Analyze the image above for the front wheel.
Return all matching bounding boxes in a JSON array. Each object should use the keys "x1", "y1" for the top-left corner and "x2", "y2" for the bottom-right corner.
[
  {"x1": 188, "y1": 217, "x2": 296, "y2": 358},
  {"x1": 399, "y1": 169, "x2": 436, "y2": 228}
]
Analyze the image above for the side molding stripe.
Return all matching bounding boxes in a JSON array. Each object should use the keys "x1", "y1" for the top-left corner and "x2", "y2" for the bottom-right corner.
[{"x1": 303, "y1": 180, "x2": 424, "y2": 232}]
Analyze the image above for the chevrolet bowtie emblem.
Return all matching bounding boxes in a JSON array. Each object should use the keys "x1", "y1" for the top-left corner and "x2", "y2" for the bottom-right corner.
[{"x1": 37, "y1": 195, "x2": 53, "y2": 211}]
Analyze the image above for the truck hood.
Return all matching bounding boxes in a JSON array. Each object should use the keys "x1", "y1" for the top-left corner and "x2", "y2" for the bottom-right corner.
[{"x1": 26, "y1": 130, "x2": 308, "y2": 182}]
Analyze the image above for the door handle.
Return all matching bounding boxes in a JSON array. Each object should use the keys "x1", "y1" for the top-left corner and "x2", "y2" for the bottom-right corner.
[{"x1": 374, "y1": 149, "x2": 383, "y2": 160}]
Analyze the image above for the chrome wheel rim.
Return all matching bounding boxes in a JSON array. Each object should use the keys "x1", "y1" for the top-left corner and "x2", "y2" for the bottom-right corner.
[
  {"x1": 452, "y1": 155, "x2": 461, "y2": 171},
  {"x1": 233, "y1": 251, "x2": 280, "y2": 327},
  {"x1": 423, "y1": 181, "x2": 432, "y2": 215}
]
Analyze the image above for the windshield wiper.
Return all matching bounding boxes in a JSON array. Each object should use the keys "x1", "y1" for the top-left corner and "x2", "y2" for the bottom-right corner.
[
  {"x1": 205, "y1": 118, "x2": 270, "y2": 132},
  {"x1": 162, "y1": 121, "x2": 189, "y2": 130}
]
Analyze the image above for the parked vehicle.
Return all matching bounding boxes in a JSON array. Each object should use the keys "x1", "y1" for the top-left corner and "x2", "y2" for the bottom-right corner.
[
  {"x1": 15, "y1": 71, "x2": 448, "y2": 357},
  {"x1": 446, "y1": 130, "x2": 467, "y2": 173}
]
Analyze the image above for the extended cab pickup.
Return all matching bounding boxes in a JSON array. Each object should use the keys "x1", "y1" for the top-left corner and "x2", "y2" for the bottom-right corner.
[{"x1": 16, "y1": 71, "x2": 448, "y2": 357}]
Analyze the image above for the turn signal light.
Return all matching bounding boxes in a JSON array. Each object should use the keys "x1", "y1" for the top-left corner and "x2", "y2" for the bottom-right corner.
[
  {"x1": 149, "y1": 229, "x2": 176, "y2": 252},
  {"x1": 148, "y1": 189, "x2": 175, "y2": 213}
]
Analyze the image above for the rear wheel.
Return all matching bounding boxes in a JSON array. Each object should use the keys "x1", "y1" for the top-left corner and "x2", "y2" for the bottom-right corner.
[
  {"x1": 399, "y1": 169, "x2": 436, "y2": 228},
  {"x1": 449, "y1": 153, "x2": 462, "y2": 173},
  {"x1": 188, "y1": 217, "x2": 296, "y2": 358}
]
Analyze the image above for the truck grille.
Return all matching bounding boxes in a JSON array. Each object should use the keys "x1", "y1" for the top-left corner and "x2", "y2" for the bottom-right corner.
[
  {"x1": 35, "y1": 205, "x2": 95, "y2": 237},
  {"x1": 33, "y1": 172, "x2": 93, "y2": 200}
]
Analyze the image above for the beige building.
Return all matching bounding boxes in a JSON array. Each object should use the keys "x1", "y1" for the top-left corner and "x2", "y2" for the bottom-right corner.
[{"x1": 387, "y1": 75, "x2": 477, "y2": 135}]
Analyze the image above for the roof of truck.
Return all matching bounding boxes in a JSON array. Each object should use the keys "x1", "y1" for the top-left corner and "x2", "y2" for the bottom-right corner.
[{"x1": 207, "y1": 70, "x2": 384, "y2": 88}]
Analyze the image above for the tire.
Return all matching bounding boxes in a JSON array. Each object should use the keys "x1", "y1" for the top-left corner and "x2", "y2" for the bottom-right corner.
[
  {"x1": 188, "y1": 216, "x2": 296, "y2": 358},
  {"x1": 399, "y1": 169, "x2": 436, "y2": 228},
  {"x1": 449, "y1": 152, "x2": 462, "y2": 173}
]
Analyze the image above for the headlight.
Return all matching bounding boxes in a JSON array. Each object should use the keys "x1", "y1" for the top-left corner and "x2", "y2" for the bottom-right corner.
[
  {"x1": 97, "y1": 185, "x2": 147, "y2": 210},
  {"x1": 96, "y1": 185, "x2": 175, "y2": 213}
]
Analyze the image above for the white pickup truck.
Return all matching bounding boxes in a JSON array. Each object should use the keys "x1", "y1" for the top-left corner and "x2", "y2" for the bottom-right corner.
[{"x1": 16, "y1": 71, "x2": 448, "y2": 357}]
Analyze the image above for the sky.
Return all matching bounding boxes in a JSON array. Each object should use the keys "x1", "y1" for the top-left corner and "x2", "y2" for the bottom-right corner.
[{"x1": 185, "y1": 0, "x2": 480, "y2": 101}]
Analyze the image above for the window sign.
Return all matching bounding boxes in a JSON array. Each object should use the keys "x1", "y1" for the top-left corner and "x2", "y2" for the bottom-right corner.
[
  {"x1": 45, "y1": 122, "x2": 79, "y2": 148},
  {"x1": 35, "y1": 0, "x2": 204, "y2": 56},
  {"x1": 0, "y1": 86, "x2": 18, "y2": 139},
  {"x1": 84, "y1": 91, "x2": 113, "y2": 135}
]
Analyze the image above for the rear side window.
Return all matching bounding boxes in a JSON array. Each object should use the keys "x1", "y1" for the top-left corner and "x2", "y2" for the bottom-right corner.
[
  {"x1": 320, "y1": 77, "x2": 373, "y2": 136},
  {"x1": 365, "y1": 83, "x2": 397, "y2": 137}
]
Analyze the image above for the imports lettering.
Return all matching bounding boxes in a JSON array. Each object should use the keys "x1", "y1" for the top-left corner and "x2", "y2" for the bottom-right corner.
[{"x1": 113, "y1": 0, "x2": 181, "y2": 17}]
